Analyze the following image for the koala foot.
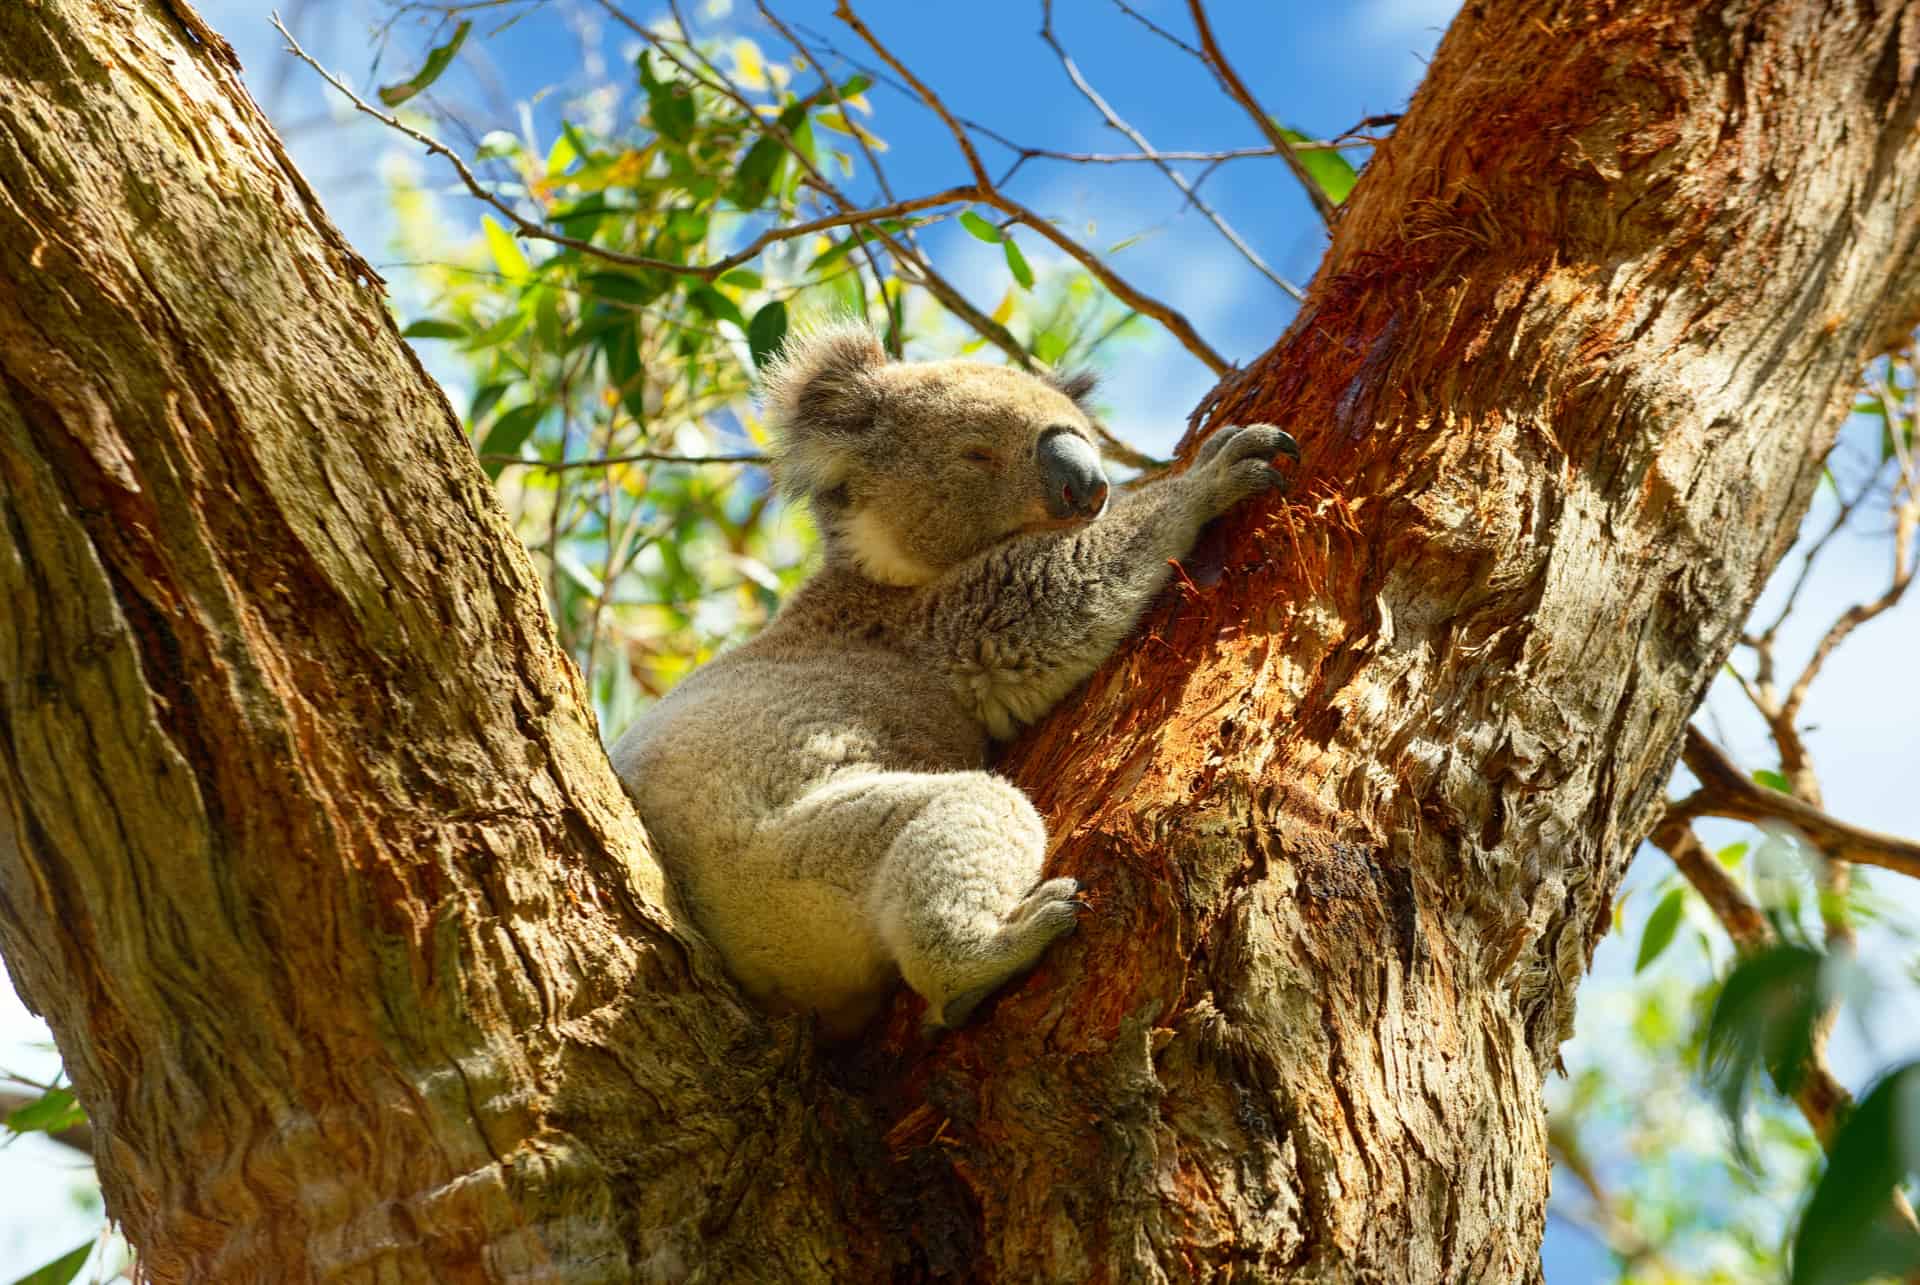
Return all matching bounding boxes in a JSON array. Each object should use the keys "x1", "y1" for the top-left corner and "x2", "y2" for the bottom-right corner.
[{"x1": 928, "y1": 878, "x2": 1086, "y2": 1031}]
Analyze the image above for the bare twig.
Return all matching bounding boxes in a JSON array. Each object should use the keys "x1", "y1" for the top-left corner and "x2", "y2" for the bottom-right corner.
[
  {"x1": 1109, "y1": 0, "x2": 1205, "y2": 59},
  {"x1": 753, "y1": 1, "x2": 908, "y2": 352},
  {"x1": 831, "y1": 2, "x2": 990, "y2": 187},
  {"x1": 1668, "y1": 726, "x2": 1920, "y2": 882},
  {"x1": 1038, "y1": 2, "x2": 1303, "y2": 302},
  {"x1": 1545, "y1": 1123, "x2": 1671, "y2": 1271},
  {"x1": 1780, "y1": 496, "x2": 1916, "y2": 729},
  {"x1": 277, "y1": 13, "x2": 988, "y2": 283},
  {"x1": 1185, "y1": 0, "x2": 1339, "y2": 225},
  {"x1": 835, "y1": 1, "x2": 1233, "y2": 374},
  {"x1": 484, "y1": 450, "x2": 770, "y2": 471}
]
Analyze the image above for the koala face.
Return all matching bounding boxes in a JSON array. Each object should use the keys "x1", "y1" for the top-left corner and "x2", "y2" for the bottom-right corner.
[{"x1": 761, "y1": 326, "x2": 1109, "y2": 585}]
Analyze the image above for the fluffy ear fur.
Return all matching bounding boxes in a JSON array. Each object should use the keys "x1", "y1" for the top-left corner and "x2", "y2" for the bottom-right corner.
[
  {"x1": 760, "y1": 324, "x2": 888, "y2": 498},
  {"x1": 1044, "y1": 368, "x2": 1098, "y2": 413}
]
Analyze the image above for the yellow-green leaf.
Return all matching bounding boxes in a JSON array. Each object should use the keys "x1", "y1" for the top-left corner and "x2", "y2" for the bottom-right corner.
[
  {"x1": 1277, "y1": 125, "x2": 1359, "y2": 206},
  {"x1": 482, "y1": 216, "x2": 531, "y2": 284},
  {"x1": 959, "y1": 210, "x2": 1002, "y2": 243},
  {"x1": 1003, "y1": 236, "x2": 1033, "y2": 289}
]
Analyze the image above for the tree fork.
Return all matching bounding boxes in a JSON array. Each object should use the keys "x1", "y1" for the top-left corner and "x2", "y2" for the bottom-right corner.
[{"x1": 0, "y1": 2, "x2": 1916, "y2": 1284}]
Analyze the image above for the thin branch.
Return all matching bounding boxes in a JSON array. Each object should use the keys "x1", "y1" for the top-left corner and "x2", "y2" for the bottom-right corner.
[
  {"x1": 1109, "y1": 0, "x2": 1205, "y2": 59},
  {"x1": 834, "y1": 2, "x2": 1232, "y2": 374},
  {"x1": 278, "y1": 13, "x2": 988, "y2": 283},
  {"x1": 1668, "y1": 726, "x2": 1920, "y2": 881},
  {"x1": 1545, "y1": 1126, "x2": 1671, "y2": 1271},
  {"x1": 484, "y1": 450, "x2": 769, "y2": 471},
  {"x1": 1781, "y1": 495, "x2": 1916, "y2": 727},
  {"x1": 1038, "y1": 2, "x2": 1303, "y2": 302},
  {"x1": 601, "y1": 1, "x2": 1039, "y2": 369},
  {"x1": 984, "y1": 192, "x2": 1231, "y2": 373},
  {"x1": 831, "y1": 2, "x2": 990, "y2": 189},
  {"x1": 1755, "y1": 468, "x2": 1879, "y2": 648},
  {"x1": 753, "y1": 0, "x2": 908, "y2": 352},
  {"x1": 1185, "y1": 0, "x2": 1339, "y2": 225}
]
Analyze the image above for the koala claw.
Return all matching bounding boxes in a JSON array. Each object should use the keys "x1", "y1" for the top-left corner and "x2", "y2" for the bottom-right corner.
[
  {"x1": 1188, "y1": 423, "x2": 1299, "y2": 513},
  {"x1": 1012, "y1": 877, "x2": 1083, "y2": 933}
]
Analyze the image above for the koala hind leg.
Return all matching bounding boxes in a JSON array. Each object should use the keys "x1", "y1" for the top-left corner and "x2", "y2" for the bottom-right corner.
[{"x1": 863, "y1": 771, "x2": 1082, "y2": 1029}]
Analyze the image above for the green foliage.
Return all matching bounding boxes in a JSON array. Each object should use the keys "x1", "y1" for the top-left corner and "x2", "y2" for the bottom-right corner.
[
  {"x1": 1791, "y1": 1066, "x2": 1920, "y2": 1285},
  {"x1": 4, "y1": 1085, "x2": 84, "y2": 1135},
  {"x1": 1702, "y1": 943, "x2": 1827, "y2": 1163},
  {"x1": 387, "y1": 22, "x2": 1150, "y2": 735},
  {"x1": 1635, "y1": 887, "x2": 1687, "y2": 974},
  {"x1": 10, "y1": 1242, "x2": 93, "y2": 1285},
  {"x1": 1277, "y1": 125, "x2": 1359, "y2": 205}
]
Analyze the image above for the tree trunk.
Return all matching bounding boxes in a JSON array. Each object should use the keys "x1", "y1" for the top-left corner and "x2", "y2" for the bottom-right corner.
[{"x1": 1, "y1": 0, "x2": 1917, "y2": 1281}]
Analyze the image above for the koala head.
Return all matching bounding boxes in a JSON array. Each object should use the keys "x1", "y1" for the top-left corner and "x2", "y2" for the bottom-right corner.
[{"x1": 760, "y1": 325, "x2": 1108, "y2": 586}]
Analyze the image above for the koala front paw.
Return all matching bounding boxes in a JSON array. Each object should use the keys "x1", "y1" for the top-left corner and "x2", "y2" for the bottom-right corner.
[{"x1": 1189, "y1": 423, "x2": 1300, "y2": 517}]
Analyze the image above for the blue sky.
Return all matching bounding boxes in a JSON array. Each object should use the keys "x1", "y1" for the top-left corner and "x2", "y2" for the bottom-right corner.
[{"x1": 1, "y1": 3, "x2": 1913, "y2": 1280}]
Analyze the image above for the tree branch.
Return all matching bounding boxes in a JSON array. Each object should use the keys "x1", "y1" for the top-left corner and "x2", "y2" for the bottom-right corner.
[
  {"x1": 1669, "y1": 726, "x2": 1920, "y2": 881},
  {"x1": 483, "y1": 450, "x2": 769, "y2": 470},
  {"x1": 1649, "y1": 817, "x2": 1888, "y2": 1186},
  {"x1": 1037, "y1": 1, "x2": 1304, "y2": 302},
  {"x1": 1184, "y1": 0, "x2": 1339, "y2": 225},
  {"x1": 833, "y1": 1, "x2": 1234, "y2": 375},
  {"x1": 279, "y1": 14, "x2": 990, "y2": 286}
]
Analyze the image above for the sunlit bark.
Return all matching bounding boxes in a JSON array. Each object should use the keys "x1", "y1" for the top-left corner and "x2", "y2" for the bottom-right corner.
[{"x1": 1, "y1": 1, "x2": 1917, "y2": 1280}]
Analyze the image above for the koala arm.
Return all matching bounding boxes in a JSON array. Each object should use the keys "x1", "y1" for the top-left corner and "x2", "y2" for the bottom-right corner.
[{"x1": 915, "y1": 423, "x2": 1296, "y2": 739}]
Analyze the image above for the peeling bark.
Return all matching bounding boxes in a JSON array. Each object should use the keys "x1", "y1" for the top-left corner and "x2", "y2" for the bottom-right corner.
[{"x1": 1, "y1": 1, "x2": 1918, "y2": 1282}]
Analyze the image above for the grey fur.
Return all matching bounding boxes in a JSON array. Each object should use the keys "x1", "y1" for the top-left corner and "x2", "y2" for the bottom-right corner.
[{"x1": 609, "y1": 325, "x2": 1295, "y2": 1036}]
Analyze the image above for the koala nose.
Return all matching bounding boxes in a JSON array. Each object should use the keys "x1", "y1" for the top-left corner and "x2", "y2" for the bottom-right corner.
[{"x1": 1036, "y1": 427, "x2": 1108, "y2": 519}]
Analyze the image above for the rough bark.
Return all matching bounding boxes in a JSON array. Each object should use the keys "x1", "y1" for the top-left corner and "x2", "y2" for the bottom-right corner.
[{"x1": 1, "y1": 1, "x2": 1918, "y2": 1283}]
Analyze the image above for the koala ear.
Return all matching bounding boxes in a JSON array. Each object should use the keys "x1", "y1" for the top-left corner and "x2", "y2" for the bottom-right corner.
[
  {"x1": 1045, "y1": 368, "x2": 1099, "y2": 413},
  {"x1": 760, "y1": 324, "x2": 888, "y2": 498}
]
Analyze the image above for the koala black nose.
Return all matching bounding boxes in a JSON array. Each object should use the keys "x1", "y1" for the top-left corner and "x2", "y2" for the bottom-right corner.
[{"x1": 1036, "y1": 427, "x2": 1108, "y2": 519}]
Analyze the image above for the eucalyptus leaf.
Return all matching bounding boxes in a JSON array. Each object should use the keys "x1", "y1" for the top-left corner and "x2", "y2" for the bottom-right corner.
[
  {"x1": 959, "y1": 210, "x2": 1003, "y2": 244},
  {"x1": 747, "y1": 301, "x2": 789, "y2": 371},
  {"x1": 10, "y1": 1241, "x2": 93, "y2": 1285},
  {"x1": 1635, "y1": 888, "x2": 1686, "y2": 973},
  {"x1": 482, "y1": 216, "x2": 531, "y2": 284},
  {"x1": 1701, "y1": 944, "x2": 1826, "y2": 1166},
  {"x1": 402, "y1": 318, "x2": 466, "y2": 340},
  {"x1": 1790, "y1": 1065, "x2": 1920, "y2": 1285},
  {"x1": 4, "y1": 1086, "x2": 84, "y2": 1135},
  {"x1": 689, "y1": 285, "x2": 746, "y2": 331},
  {"x1": 376, "y1": 20, "x2": 470, "y2": 107},
  {"x1": 1277, "y1": 124, "x2": 1359, "y2": 205},
  {"x1": 478, "y1": 404, "x2": 543, "y2": 477},
  {"x1": 730, "y1": 137, "x2": 784, "y2": 210},
  {"x1": 1003, "y1": 237, "x2": 1034, "y2": 289}
]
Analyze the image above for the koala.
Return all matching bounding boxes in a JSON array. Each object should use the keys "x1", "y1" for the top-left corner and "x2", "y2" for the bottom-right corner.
[{"x1": 609, "y1": 325, "x2": 1297, "y2": 1036}]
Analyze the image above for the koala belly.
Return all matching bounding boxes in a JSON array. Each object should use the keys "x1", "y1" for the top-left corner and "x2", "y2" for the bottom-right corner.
[{"x1": 680, "y1": 859, "x2": 896, "y2": 1038}]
